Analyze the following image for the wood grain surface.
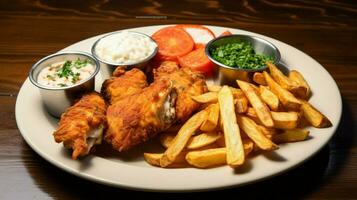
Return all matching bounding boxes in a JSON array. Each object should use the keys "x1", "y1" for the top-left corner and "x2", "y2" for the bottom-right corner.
[{"x1": 0, "y1": 0, "x2": 356, "y2": 199}]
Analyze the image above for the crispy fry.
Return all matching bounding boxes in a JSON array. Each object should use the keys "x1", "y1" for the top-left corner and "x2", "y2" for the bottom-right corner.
[
  {"x1": 246, "y1": 107, "x2": 299, "y2": 130},
  {"x1": 267, "y1": 62, "x2": 302, "y2": 94},
  {"x1": 271, "y1": 111, "x2": 299, "y2": 130},
  {"x1": 289, "y1": 70, "x2": 310, "y2": 99},
  {"x1": 159, "y1": 133, "x2": 176, "y2": 148},
  {"x1": 237, "y1": 80, "x2": 274, "y2": 127},
  {"x1": 263, "y1": 71, "x2": 301, "y2": 111},
  {"x1": 144, "y1": 152, "x2": 188, "y2": 168},
  {"x1": 218, "y1": 86, "x2": 245, "y2": 167},
  {"x1": 207, "y1": 84, "x2": 222, "y2": 92},
  {"x1": 272, "y1": 128, "x2": 310, "y2": 144},
  {"x1": 160, "y1": 110, "x2": 207, "y2": 167},
  {"x1": 185, "y1": 148, "x2": 227, "y2": 168},
  {"x1": 191, "y1": 92, "x2": 218, "y2": 103},
  {"x1": 235, "y1": 97, "x2": 248, "y2": 113},
  {"x1": 187, "y1": 132, "x2": 222, "y2": 149},
  {"x1": 259, "y1": 85, "x2": 279, "y2": 111},
  {"x1": 300, "y1": 100, "x2": 332, "y2": 128},
  {"x1": 200, "y1": 103, "x2": 220, "y2": 132},
  {"x1": 257, "y1": 124, "x2": 277, "y2": 139},
  {"x1": 185, "y1": 141, "x2": 253, "y2": 168},
  {"x1": 237, "y1": 116, "x2": 278, "y2": 151},
  {"x1": 253, "y1": 72, "x2": 267, "y2": 85}
]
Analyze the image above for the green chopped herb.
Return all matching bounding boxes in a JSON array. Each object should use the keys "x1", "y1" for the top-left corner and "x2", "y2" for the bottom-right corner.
[
  {"x1": 46, "y1": 75, "x2": 55, "y2": 81},
  {"x1": 210, "y1": 41, "x2": 273, "y2": 69},
  {"x1": 57, "y1": 83, "x2": 67, "y2": 87},
  {"x1": 74, "y1": 58, "x2": 91, "y2": 69},
  {"x1": 71, "y1": 72, "x2": 81, "y2": 83},
  {"x1": 56, "y1": 60, "x2": 73, "y2": 78}
]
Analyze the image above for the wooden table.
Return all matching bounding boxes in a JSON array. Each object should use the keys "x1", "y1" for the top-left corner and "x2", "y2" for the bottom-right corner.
[{"x1": 1, "y1": 0, "x2": 356, "y2": 199}]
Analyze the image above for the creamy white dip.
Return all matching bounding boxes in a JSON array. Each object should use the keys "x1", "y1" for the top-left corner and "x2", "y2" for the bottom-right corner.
[
  {"x1": 95, "y1": 31, "x2": 157, "y2": 64},
  {"x1": 37, "y1": 58, "x2": 95, "y2": 87}
]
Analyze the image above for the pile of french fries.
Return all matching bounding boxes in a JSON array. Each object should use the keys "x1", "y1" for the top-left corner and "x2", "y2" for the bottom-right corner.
[{"x1": 144, "y1": 62, "x2": 332, "y2": 169}]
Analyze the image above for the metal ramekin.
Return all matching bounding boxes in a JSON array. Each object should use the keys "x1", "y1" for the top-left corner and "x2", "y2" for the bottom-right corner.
[
  {"x1": 91, "y1": 31, "x2": 158, "y2": 79},
  {"x1": 29, "y1": 51, "x2": 100, "y2": 118},
  {"x1": 205, "y1": 34, "x2": 281, "y2": 86}
]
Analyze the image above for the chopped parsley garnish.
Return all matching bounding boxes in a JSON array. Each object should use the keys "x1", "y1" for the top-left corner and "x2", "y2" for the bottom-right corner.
[
  {"x1": 46, "y1": 75, "x2": 55, "y2": 81},
  {"x1": 56, "y1": 61, "x2": 73, "y2": 78},
  {"x1": 71, "y1": 72, "x2": 81, "y2": 83},
  {"x1": 53, "y1": 58, "x2": 92, "y2": 83},
  {"x1": 210, "y1": 41, "x2": 273, "y2": 69},
  {"x1": 57, "y1": 83, "x2": 67, "y2": 87},
  {"x1": 74, "y1": 58, "x2": 92, "y2": 69}
]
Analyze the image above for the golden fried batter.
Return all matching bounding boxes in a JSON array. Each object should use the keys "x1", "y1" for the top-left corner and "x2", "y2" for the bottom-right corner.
[
  {"x1": 154, "y1": 61, "x2": 207, "y2": 122},
  {"x1": 53, "y1": 92, "x2": 107, "y2": 159},
  {"x1": 105, "y1": 79, "x2": 177, "y2": 151},
  {"x1": 101, "y1": 67, "x2": 148, "y2": 104}
]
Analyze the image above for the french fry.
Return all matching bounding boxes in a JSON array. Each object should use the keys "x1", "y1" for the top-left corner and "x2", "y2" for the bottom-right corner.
[
  {"x1": 160, "y1": 110, "x2": 207, "y2": 167},
  {"x1": 144, "y1": 152, "x2": 188, "y2": 168},
  {"x1": 237, "y1": 115, "x2": 278, "y2": 151},
  {"x1": 235, "y1": 97, "x2": 248, "y2": 113},
  {"x1": 185, "y1": 148, "x2": 227, "y2": 168},
  {"x1": 230, "y1": 88, "x2": 245, "y2": 99},
  {"x1": 207, "y1": 84, "x2": 222, "y2": 92},
  {"x1": 237, "y1": 80, "x2": 274, "y2": 127},
  {"x1": 187, "y1": 132, "x2": 222, "y2": 150},
  {"x1": 185, "y1": 141, "x2": 254, "y2": 168},
  {"x1": 218, "y1": 86, "x2": 245, "y2": 167},
  {"x1": 263, "y1": 71, "x2": 301, "y2": 111},
  {"x1": 271, "y1": 111, "x2": 299, "y2": 130},
  {"x1": 159, "y1": 133, "x2": 176, "y2": 148},
  {"x1": 289, "y1": 70, "x2": 310, "y2": 99},
  {"x1": 267, "y1": 62, "x2": 303, "y2": 95},
  {"x1": 257, "y1": 124, "x2": 277, "y2": 138},
  {"x1": 246, "y1": 107, "x2": 299, "y2": 130},
  {"x1": 253, "y1": 72, "x2": 267, "y2": 85},
  {"x1": 259, "y1": 85, "x2": 279, "y2": 111},
  {"x1": 192, "y1": 92, "x2": 218, "y2": 103},
  {"x1": 200, "y1": 103, "x2": 220, "y2": 132},
  {"x1": 300, "y1": 100, "x2": 332, "y2": 128},
  {"x1": 272, "y1": 128, "x2": 310, "y2": 144}
]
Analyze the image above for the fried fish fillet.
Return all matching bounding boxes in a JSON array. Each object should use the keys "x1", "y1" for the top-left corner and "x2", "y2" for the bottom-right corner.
[
  {"x1": 101, "y1": 67, "x2": 148, "y2": 104},
  {"x1": 154, "y1": 61, "x2": 207, "y2": 122},
  {"x1": 53, "y1": 92, "x2": 107, "y2": 159},
  {"x1": 105, "y1": 79, "x2": 177, "y2": 151}
]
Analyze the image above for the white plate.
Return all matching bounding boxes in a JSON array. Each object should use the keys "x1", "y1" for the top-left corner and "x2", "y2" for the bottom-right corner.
[{"x1": 16, "y1": 25, "x2": 342, "y2": 192}]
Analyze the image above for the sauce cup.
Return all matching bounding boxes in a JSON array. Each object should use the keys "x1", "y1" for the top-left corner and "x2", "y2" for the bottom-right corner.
[
  {"x1": 29, "y1": 51, "x2": 100, "y2": 118},
  {"x1": 205, "y1": 34, "x2": 281, "y2": 86},
  {"x1": 91, "y1": 31, "x2": 158, "y2": 79}
]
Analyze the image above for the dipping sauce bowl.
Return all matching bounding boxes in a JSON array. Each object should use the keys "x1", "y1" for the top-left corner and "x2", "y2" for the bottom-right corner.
[
  {"x1": 29, "y1": 51, "x2": 100, "y2": 118},
  {"x1": 91, "y1": 31, "x2": 158, "y2": 79},
  {"x1": 205, "y1": 34, "x2": 281, "y2": 86}
]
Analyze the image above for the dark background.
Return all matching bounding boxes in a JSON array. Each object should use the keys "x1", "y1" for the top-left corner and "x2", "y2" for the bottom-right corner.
[{"x1": 0, "y1": 0, "x2": 356, "y2": 199}]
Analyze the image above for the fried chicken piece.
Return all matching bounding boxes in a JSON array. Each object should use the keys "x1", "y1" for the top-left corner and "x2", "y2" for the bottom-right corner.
[
  {"x1": 101, "y1": 67, "x2": 148, "y2": 104},
  {"x1": 53, "y1": 92, "x2": 107, "y2": 159},
  {"x1": 105, "y1": 79, "x2": 177, "y2": 151},
  {"x1": 154, "y1": 61, "x2": 207, "y2": 122}
]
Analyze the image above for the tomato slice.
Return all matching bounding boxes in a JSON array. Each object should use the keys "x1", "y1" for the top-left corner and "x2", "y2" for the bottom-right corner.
[
  {"x1": 175, "y1": 25, "x2": 215, "y2": 49},
  {"x1": 178, "y1": 47, "x2": 215, "y2": 76},
  {"x1": 152, "y1": 27, "x2": 194, "y2": 61},
  {"x1": 218, "y1": 30, "x2": 232, "y2": 37}
]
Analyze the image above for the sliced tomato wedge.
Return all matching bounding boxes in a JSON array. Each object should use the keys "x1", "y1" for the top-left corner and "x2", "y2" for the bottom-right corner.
[
  {"x1": 178, "y1": 47, "x2": 215, "y2": 76},
  {"x1": 218, "y1": 30, "x2": 232, "y2": 37},
  {"x1": 152, "y1": 26, "x2": 194, "y2": 61},
  {"x1": 175, "y1": 24, "x2": 215, "y2": 49}
]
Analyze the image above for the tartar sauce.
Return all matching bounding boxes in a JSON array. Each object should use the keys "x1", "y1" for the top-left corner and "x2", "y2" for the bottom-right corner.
[
  {"x1": 95, "y1": 31, "x2": 157, "y2": 64},
  {"x1": 37, "y1": 58, "x2": 95, "y2": 87}
]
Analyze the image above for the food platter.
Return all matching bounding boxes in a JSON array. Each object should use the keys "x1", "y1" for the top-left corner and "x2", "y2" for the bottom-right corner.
[{"x1": 15, "y1": 25, "x2": 342, "y2": 192}]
